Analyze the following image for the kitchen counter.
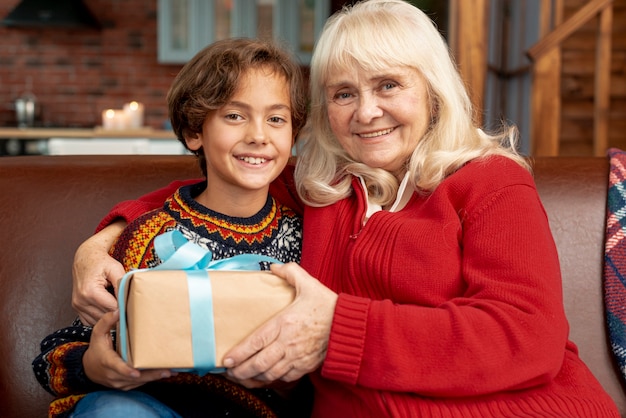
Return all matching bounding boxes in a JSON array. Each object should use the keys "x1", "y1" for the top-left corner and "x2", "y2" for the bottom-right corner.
[
  {"x1": 0, "y1": 127, "x2": 176, "y2": 139},
  {"x1": 0, "y1": 127, "x2": 183, "y2": 156}
]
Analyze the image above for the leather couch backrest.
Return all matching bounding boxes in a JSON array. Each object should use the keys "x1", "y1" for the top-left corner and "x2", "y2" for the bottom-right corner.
[
  {"x1": 533, "y1": 157, "x2": 626, "y2": 414},
  {"x1": 0, "y1": 155, "x2": 624, "y2": 417},
  {"x1": 0, "y1": 155, "x2": 202, "y2": 418}
]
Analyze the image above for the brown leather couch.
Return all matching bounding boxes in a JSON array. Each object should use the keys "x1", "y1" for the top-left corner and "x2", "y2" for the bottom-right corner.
[{"x1": 1, "y1": 155, "x2": 625, "y2": 417}]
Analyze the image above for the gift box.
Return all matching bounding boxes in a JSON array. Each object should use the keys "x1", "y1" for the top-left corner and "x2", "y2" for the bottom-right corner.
[{"x1": 117, "y1": 269, "x2": 295, "y2": 372}]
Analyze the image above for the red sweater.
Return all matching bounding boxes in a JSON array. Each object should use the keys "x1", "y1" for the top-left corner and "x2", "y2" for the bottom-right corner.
[{"x1": 100, "y1": 157, "x2": 619, "y2": 417}]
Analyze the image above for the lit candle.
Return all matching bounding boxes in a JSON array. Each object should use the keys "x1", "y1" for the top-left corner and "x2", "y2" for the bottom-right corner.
[
  {"x1": 123, "y1": 101, "x2": 144, "y2": 129},
  {"x1": 102, "y1": 109, "x2": 115, "y2": 129},
  {"x1": 102, "y1": 109, "x2": 128, "y2": 130}
]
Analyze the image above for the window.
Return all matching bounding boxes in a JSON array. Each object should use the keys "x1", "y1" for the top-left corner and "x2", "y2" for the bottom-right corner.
[{"x1": 158, "y1": 0, "x2": 330, "y2": 64}]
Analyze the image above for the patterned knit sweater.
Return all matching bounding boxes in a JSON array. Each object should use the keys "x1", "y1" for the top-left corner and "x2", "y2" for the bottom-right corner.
[{"x1": 32, "y1": 181, "x2": 306, "y2": 418}]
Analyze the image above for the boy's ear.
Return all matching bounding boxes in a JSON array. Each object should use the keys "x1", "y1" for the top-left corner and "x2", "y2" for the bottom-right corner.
[{"x1": 184, "y1": 133, "x2": 202, "y2": 151}]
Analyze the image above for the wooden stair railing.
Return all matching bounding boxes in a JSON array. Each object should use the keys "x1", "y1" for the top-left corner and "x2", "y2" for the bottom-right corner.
[{"x1": 527, "y1": 0, "x2": 614, "y2": 156}]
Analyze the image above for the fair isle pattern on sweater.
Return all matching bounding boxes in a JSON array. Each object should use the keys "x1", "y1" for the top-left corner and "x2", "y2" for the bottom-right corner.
[
  {"x1": 605, "y1": 147, "x2": 626, "y2": 383},
  {"x1": 113, "y1": 182, "x2": 302, "y2": 270}
]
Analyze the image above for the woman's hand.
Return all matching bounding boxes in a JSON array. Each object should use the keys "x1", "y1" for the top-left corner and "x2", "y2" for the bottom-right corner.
[
  {"x1": 83, "y1": 310, "x2": 175, "y2": 391},
  {"x1": 72, "y1": 221, "x2": 126, "y2": 325},
  {"x1": 224, "y1": 262, "x2": 338, "y2": 387}
]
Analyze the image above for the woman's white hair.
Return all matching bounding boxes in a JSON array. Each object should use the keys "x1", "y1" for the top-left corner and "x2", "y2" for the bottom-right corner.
[{"x1": 295, "y1": 0, "x2": 528, "y2": 207}]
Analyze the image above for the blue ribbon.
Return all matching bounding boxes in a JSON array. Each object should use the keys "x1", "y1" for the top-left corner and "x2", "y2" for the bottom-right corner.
[
  {"x1": 118, "y1": 229, "x2": 283, "y2": 375},
  {"x1": 186, "y1": 270, "x2": 216, "y2": 373}
]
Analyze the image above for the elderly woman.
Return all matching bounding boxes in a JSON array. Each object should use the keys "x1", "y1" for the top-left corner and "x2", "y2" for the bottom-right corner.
[{"x1": 70, "y1": 0, "x2": 618, "y2": 417}]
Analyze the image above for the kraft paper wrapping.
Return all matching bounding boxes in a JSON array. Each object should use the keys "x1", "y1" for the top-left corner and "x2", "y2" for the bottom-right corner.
[{"x1": 118, "y1": 270, "x2": 295, "y2": 370}]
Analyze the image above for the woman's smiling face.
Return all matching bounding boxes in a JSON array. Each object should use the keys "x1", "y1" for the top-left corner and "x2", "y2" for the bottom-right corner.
[{"x1": 325, "y1": 65, "x2": 431, "y2": 179}]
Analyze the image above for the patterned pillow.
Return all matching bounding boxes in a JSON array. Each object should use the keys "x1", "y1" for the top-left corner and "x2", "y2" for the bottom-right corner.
[{"x1": 604, "y1": 147, "x2": 626, "y2": 382}]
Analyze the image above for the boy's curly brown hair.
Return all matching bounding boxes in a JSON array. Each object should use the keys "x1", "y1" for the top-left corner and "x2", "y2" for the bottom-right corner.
[{"x1": 167, "y1": 38, "x2": 308, "y2": 176}]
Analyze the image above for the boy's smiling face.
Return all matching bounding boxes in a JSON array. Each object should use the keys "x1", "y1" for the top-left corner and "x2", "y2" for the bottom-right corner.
[{"x1": 185, "y1": 66, "x2": 293, "y2": 216}]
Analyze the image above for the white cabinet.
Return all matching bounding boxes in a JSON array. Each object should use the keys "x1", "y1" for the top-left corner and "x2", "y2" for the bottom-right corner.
[{"x1": 47, "y1": 138, "x2": 188, "y2": 155}]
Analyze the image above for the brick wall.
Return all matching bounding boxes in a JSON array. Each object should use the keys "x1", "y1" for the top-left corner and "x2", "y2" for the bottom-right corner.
[{"x1": 0, "y1": 0, "x2": 183, "y2": 129}]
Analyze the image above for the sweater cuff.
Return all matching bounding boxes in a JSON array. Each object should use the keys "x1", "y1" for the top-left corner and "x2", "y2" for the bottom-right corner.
[
  {"x1": 50, "y1": 344, "x2": 102, "y2": 395},
  {"x1": 321, "y1": 293, "x2": 370, "y2": 385}
]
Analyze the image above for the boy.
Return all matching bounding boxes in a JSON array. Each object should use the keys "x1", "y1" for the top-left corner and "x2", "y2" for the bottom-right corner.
[{"x1": 32, "y1": 38, "x2": 309, "y2": 418}]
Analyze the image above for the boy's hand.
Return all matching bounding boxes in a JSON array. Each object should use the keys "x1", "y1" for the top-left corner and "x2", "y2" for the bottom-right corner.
[{"x1": 83, "y1": 310, "x2": 175, "y2": 391}]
